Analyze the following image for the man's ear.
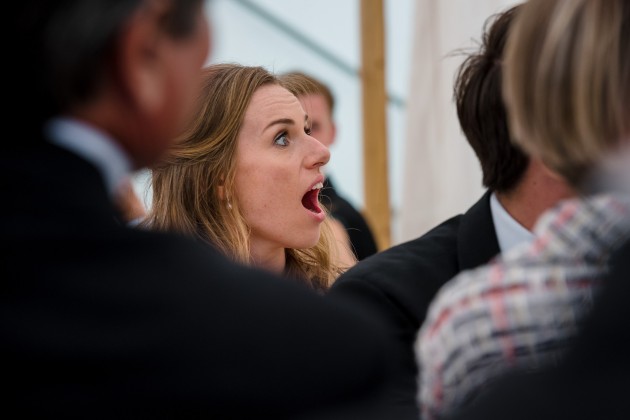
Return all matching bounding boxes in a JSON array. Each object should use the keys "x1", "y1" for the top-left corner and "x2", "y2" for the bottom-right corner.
[{"x1": 114, "y1": 3, "x2": 168, "y2": 116}]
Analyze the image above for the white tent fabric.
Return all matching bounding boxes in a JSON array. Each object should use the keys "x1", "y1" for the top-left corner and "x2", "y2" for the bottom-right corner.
[{"x1": 396, "y1": 0, "x2": 519, "y2": 244}]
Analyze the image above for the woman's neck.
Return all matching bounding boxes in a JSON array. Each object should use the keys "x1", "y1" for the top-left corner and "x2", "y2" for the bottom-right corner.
[{"x1": 249, "y1": 240, "x2": 286, "y2": 275}]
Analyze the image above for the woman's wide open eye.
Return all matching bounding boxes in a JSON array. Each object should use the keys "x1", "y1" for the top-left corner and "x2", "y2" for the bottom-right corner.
[{"x1": 274, "y1": 131, "x2": 290, "y2": 147}]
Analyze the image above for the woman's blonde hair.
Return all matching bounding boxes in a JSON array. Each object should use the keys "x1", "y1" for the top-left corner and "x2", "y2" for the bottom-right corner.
[
  {"x1": 503, "y1": 0, "x2": 630, "y2": 187},
  {"x1": 144, "y1": 64, "x2": 341, "y2": 290}
]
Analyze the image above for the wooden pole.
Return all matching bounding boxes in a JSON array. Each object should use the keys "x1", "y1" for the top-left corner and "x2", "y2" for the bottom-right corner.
[{"x1": 360, "y1": 0, "x2": 390, "y2": 250}]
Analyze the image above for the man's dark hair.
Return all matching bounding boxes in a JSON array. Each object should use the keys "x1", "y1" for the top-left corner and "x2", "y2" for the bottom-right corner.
[
  {"x1": 11, "y1": 0, "x2": 204, "y2": 140},
  {"x1": 454, "y1": 5, "x2": 528, "y2": 193}
]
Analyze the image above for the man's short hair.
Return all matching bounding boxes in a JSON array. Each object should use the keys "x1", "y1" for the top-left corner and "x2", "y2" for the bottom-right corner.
[{"x1": 454, "y1": 5, "x2": 527, "y2": 193}]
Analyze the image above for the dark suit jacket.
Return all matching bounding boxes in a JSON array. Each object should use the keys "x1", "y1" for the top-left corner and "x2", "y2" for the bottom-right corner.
[
  {"x1": 1, "y1": 142, "x2": 392, "y2": 419},
  {"x1": 447, "y1": 237, "x2": 630, "y2": 420},
  {"x1": 321, "y1": 177, "x2": 378, "y2": 260},
  {"x1": 328, "y1": 191, "x2": 500, "y2": 419}
]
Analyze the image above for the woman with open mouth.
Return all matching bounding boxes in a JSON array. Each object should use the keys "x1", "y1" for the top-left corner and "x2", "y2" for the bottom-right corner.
[{"x1": 144, "y1": 64, "x2": 351, "y2": 291}]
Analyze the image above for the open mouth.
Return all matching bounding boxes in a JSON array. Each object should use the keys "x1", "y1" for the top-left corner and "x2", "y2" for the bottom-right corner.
[{"x1": 302, "y1": 182, "x2": 323, "y2": 214}]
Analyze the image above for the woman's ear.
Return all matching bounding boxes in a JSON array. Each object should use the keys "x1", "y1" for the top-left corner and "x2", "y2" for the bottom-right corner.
[
  {"x1": 217, "y1": 183, "x2": 232, "y2": 210},
  {"x1": 217, "y1": 175, "x2": 227, "y2": 200}
]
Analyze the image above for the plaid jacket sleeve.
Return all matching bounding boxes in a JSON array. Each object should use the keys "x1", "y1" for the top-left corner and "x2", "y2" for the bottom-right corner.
[{"x1": 415, "y1": 194, "x2": 630, "y2": 420}]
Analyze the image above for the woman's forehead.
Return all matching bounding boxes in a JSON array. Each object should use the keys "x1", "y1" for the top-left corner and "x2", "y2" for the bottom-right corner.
[
  {"x1": 248, "y1": 85, "x2": 302, "y2": 112},
  {"x1": 244, "y1": 85, "x2": 305, "y2": 125}
]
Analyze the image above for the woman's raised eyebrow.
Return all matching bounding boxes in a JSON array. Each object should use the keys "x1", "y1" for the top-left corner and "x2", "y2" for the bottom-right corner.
[
  {"x1": 264, "y1": 118, "x2": 295, "y2": 132},
  {"x1": 263, "y1": 115, "x2": 309, "y2": 132}
]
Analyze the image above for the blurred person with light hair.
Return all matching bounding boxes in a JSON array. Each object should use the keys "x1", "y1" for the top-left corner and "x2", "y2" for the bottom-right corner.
[
  {"x1": 416, "y1": 0, "x2": 630, "y2": 418},
  {"x1": 503, "y1": 0, "x2": 630, "y2": 187}
]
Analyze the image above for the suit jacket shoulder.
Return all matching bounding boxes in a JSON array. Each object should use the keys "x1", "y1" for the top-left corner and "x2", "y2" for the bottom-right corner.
[
  {"x1": 332, "y1": 191, "x2": 499, "y2": 327},
  {"x1": 327, "y1": 191, "x2": 500, "y2": 419},
  {"x1": 332, "y1": 214, "x2": 462, "y2": 326},
  {"x1": 2, "y1": 143, "x2": 393, "y2": 419}
]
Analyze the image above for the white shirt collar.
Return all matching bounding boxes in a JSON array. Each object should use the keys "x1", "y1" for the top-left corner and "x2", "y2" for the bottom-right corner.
[
  {"x1": 45, "y1": 117, "x2": 132, "y2": 197},
  {"x1": 490, "y1": 192, "x2": 535, "y2": 252}
]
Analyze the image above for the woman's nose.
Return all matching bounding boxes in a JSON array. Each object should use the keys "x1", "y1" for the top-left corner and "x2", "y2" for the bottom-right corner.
[{"x1": 306, "y1": 135, "x2": 331, "y2": 168}]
